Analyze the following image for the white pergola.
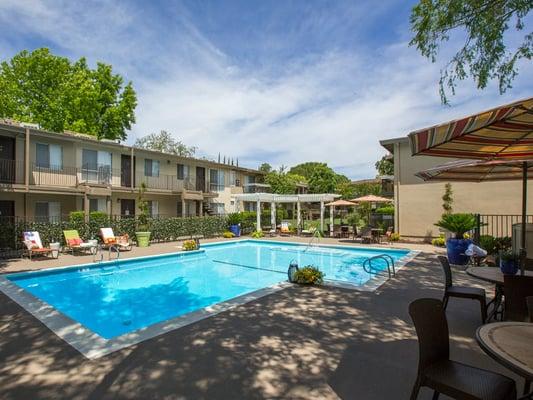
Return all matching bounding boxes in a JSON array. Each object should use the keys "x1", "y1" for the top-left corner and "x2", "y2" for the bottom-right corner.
[{"x1": 232, "y1": 193, "x2": 341, "y2": 233}]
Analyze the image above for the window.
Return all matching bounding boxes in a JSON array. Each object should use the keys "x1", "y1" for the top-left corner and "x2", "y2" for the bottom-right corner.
[
  {"x1": 177, "y1": 164, "x2": 189, "y2": 180},
  {"x1": 229, "y1": 171, "x2": 237, "y2": 186},
  {"x1": 82, "y1": 149, "x2": 112, "y2": 183},
  {"x1": 244, "y1": 175, "x2": 256, "y2": 185},
  {"x1": 35, "y1": 201, "x2": 61, "y2": 222},
  {"x1": 211, "y1": 202, "x2": 226, "y2": 215},
  {"x1": 244, "y1": 201, "x2": 257, "y2": 212},
  {"x1": 147, "y1": 200, "x2": 159, "y2": 217},
  {"x1": 36, "y1": 143, "x2": 62, "y2": 169},
  {"x1": 89, "y1": 198, "x2": 106, "y2": 213},
  {"x1": 209, "y1": 169, "x2": 225, "y2": 191},
  {"x1": 144, "y1": 159, "x2": 160, "y2": 177}
]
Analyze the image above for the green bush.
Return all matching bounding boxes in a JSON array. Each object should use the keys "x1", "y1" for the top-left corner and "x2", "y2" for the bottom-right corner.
[
  {"x1": 293, "y1": 266, "x2": 324, "y2": 285},
  {"x1": 432, "y1": 234, "x2": 446, "y2": 247},
  {"x1": 227, "y1": 213, "x2": 241, "y2": 226},
  {"x1": 251, "y1": 230, "x2": 264, "y2": 238},
  {"x1": 494, "y1": 236, "x2": 512, "y2": 253},
  {"x1": 435, "y1": 213, "x2": 478, "y2": 239},
  {"x1": 223, "y1": 231, "x2": 235, "y2": 238},
  {"x1": 375, "y1": 205, "x2": 394, "y2": 215},
  {"x1": 389, "y1": 233, "x2": 401, "y2": 242},
  {"x1": 479, "y1": 235, "x2": 496, "y2": 254}
]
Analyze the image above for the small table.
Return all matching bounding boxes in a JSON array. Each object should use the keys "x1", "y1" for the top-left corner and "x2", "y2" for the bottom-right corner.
[
  {"x1": 371, "y1": 228, "x2": 383, "y2": 244},
  {"x1": 477, "y1": 322, "x2": 533, "y2": 396},
  {"x1": 466, "y1": 267, "x2": 533, "y2": 321}
]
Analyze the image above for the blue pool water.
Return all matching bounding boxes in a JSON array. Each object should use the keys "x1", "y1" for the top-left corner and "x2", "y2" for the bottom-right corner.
[{"x1": 7, "y1": 240, "x2": 410, "y2": 339}]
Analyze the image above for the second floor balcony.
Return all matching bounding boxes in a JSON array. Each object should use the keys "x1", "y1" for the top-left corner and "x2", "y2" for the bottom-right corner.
[{"x1": 243, "y1": 183, "x2": 271, "y2": 194}]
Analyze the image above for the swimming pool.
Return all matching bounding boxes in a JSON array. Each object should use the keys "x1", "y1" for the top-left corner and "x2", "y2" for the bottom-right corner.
[{"x1": 1, "y1": 240, "x2": 414, "y2": 357}]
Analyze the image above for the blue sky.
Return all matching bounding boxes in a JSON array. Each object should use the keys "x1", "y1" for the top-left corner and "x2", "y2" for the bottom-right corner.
[{"x1": 0, "y1": 0, "x2": 531, "y2": 178}]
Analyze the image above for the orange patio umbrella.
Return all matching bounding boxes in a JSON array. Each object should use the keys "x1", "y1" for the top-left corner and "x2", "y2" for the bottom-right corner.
[{"x1": 351, "y1": 195, "x2": 392, "y2": 203}]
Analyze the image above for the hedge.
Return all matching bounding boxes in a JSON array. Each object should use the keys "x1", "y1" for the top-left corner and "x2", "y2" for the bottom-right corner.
[{"x1": 2, "y1": 214, "x2": 228, "y2": 250}]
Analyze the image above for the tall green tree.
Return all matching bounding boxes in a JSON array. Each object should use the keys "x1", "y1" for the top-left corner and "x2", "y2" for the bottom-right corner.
[
  {"x1": 308, "y1": 164, "x2": 338, "y2": 193},
  {"x1": 0, "y1": 48, "x2": 137, "y2": 140},
  {"x1": 258, "y1": 163, "x2": 273, "y2": 173},
  {"x1": 410, "y1": 0, "x2": 532, "y2": 103},
  {"x1": 135, "y1": 130, "x2": 197, "y2": 157},
  {"x1": 375, "y1": 155, "x2": 394, "y2": 176},
  {"x1": 264, "y1": 170, "x2": 307, "y2": 194}
]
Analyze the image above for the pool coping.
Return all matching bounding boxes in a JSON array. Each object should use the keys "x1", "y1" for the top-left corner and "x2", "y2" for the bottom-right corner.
[{"x1": 0, "y1": 239, "x2": 419, "y2": 359}]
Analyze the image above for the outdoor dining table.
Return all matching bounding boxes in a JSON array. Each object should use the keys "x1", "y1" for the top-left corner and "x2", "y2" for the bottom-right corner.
[
  {"x1": 476, "y1": 322, "x2": 533, "y2": 397},
  {"x1": 466, "y1": 267, "x2": 533, "y2": 321}
]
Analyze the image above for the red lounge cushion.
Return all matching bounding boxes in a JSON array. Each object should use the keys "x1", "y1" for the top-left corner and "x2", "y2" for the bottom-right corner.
[{"x1": 67, "y1": 238, "x2": 82, "y2": 246}]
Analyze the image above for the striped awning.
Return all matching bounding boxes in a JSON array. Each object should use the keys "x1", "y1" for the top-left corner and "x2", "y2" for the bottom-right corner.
[
  {"x1": 409, "y1": 97, "x2": 533, "y2": 159},
  {"x1": 416, "y1": 159, "x2": 533, "y2": 182}
]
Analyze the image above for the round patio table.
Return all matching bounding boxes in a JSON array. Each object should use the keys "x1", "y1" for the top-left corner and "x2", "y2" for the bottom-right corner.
[
  {"x1": 466, "y1": 267, "x2": 533, "y2": 321},
  {"x1": 476, "y1": 322, "x2": 533, "y2": 396}
]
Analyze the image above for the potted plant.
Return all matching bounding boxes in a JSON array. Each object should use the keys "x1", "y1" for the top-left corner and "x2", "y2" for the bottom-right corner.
[
  {"x1": 499, "y1": 250, "x2": 519, "y2": 275},
  {"x1": 434, "y1": 213, "x2": 478, "y2": 265},
  {"x1": 292, "y1": 265, "x2": 324, "y2": 285},
  {"x1": 227, "y1": 213, "x2": 241, "y2": 237},
  {"x1": 135, "y1": 183, "x2": 151, "y2": 247}
]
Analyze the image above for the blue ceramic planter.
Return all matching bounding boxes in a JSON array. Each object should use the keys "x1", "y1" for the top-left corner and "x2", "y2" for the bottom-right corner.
[
  {"x1": 500, "y1": 259, "x2": 518, "y2": 275},
  {"x1": 229, "y1": 224, "x2": 241, "y2": 237},
  {"x1": 446, "y1": 238, "x2": 472, "y2": 265}
]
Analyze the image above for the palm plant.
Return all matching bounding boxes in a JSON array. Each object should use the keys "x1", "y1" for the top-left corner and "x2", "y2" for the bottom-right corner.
[{"x1": 435, "y1": 213, "x2": 478, "y2": 239}]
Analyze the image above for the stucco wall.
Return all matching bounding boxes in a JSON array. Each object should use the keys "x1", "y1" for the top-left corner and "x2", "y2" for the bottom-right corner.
[{"x1": 394, "y1": 139, "x2": 533, "y2": 238}]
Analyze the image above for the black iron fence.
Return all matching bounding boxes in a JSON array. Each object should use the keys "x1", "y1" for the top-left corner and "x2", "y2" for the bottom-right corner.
[{"x1": 474, "y1": 214, "x2": 533, "y2": 240}]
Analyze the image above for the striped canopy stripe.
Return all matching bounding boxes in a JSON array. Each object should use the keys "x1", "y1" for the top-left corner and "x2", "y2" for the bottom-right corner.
[
  {"x1": 415, "y1": 159, "x2": 533, "y2": 182},
  {"x1": 409, "y1": 97, "x2": 533, "y2": 159}
]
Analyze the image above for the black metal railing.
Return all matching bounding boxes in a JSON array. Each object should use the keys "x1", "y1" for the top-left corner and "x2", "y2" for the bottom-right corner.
[
  {"x1": 474, "y1": 214, "x2": 533, "y2": 239},
  {"x1": 0, "y1": 159, "x2": 24, "y2": 184},
  {"x1": 32, "y1": 163, "x2": 78, "y2": 186}
]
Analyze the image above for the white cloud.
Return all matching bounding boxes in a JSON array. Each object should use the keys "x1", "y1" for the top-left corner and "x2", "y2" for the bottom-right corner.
[{"x1": 0, "y1": 1, "x2": 531, "y2": 179}]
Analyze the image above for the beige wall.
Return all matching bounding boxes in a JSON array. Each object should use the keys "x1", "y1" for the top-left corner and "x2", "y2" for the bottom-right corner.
[{"x1": 393, "y1": 139, "x2": 533, "y2": 238}]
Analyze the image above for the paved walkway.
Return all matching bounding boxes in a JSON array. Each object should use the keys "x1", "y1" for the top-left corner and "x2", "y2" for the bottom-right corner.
[{"x1": 0, "y1": 239, "x2": 520, "y2": 399}]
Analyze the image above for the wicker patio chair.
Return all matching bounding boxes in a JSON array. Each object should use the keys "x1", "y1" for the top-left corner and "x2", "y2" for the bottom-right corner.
[
  {"x1": 438, "y1": 255, "x2": 487, "y2": 323},
  {"x1": 409, "y1": 298, "x2": 517, "y2": 400},
  {"x1": 503, "y1": 276, "x2": 533, "y2": 322}
]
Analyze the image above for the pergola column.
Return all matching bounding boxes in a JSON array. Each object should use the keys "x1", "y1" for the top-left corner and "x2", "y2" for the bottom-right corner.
[
  {"x1": 296, "y1": 200, "x2": 301, "y2": 233},
  {"x1": 270, "y1": 202, "x2": 276, "y2": 230},
  {"x1": 329, "y1": 205, "x2": 334, "y2": 237},
  {"x1": 320, "y1": 201, "x2": 325, "y2": 232},
  {"x1": 256, "y1": 200, "x2": 261, "y2": 231}
]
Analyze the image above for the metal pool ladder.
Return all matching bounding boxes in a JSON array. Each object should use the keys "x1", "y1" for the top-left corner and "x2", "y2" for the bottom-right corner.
[
  {"x1": 362, "y1": 254, "x2": 396, "y2": 279},
  {"x1": 304, "y1": 230, "x2": 321, "y2": 252}
]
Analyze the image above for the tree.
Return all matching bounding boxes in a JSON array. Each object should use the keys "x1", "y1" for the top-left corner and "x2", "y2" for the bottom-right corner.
[
  {"x1": 442, "y1": 183, "x2": 454, "y2": 214},
  {"x1": 0, "y1": 48, "x2": 137, "y2": 140},
  {"x1": 289, "y1": 162, "x2": 327, "y2": 179},
  {"x1": 258, "y1": 163, "x2": 272, "y2": 173},
  {"x1": 264, "y1": 171, "x2": 307, "y2": 194},
  {"x1": 375, "y1": 155, "x2": 394, "y2": 176},
  {"x1": 308, "y1": 164, "x2": 338, "y2": 193},
  {"x1": 410, "y1": 0, "x2": 532, "y2": 103},
  {"x1": 135, "y1": 130, "x2": 197, "y2": 157}
]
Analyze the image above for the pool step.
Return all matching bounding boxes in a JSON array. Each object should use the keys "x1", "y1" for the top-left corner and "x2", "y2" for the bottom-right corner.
[{"x1": 362, "y1": 254, "x2": 396, "y2": 279}]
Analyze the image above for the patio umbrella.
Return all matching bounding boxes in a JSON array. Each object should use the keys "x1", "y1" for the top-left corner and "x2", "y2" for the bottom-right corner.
[
  {"x1": 325, "y1": 199, "x2": 356, "y2": 226},
  {"x1": 409, "y1": 97, "x2": 533, "y2": 274},
  {"x1": 350, "y1": 195, "x2": 393, "y2": 203}
]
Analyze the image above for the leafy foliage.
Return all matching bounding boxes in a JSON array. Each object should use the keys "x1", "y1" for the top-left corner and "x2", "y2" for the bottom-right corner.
[
  {"x1": 258, "y1": 163, "x2": 273, "y2": 173},
  {"x1": 0, "y1": 48, "x2": 136, "y2": 140},
  {"x1": 308, "y1": 164, "x2": 338, "y2": 193},
  {"x1": 435, "y1": 213, "x2": 478, "y2": 238},
  {"x1": 389, "y1": 233, "x2": 401, "y2": 242},
  {"x1": 442, "y1": 183, "x2": 453, "y2": 214},
  {"x1": 137, "y1": 182, "x2": 149, "y2": 231},
  {"x1": 432, "y1": 233, "x2": 446, "y2": 247},
  {"x1": 375, "y1": 205, "x2": 395, "y2": 215},
  {"x1": 410, "y1": 0, "x2": 532, "y2": 103},
  {"x1": 375, "y1": 155, "x2": 394, "y2": 176},
  {"x1": 264, "y1": 170, "x2": 307, "y2": 194},
  {"x1": 182, "y1": 240, "x2": 197, "y2": 251},
  {"x1": 293, "y1": 266, "x2": 324, "y2": 285},
  {"x1": 223, "y1": 231, "x2": 235, "y2": 238},
  {"x1": 134, "y1": 130, "x2": 197, "y2": 157},
  {"x1": 251, "y1": 230, "x2": 264, "y2": 238}
]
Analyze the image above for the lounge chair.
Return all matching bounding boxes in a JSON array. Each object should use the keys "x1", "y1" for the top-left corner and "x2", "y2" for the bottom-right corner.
[
  {"x1": 22, "y1": 231, "x2": 53, "y2": 260},
  {"x1": 359, "y1": 227, "x2": 373, "y2": 244},
  {"x1": 99, "y1": 228, "x2": 132, "y2": 251},
  {"x1": 63, "y1": 230, "x2": 97, "y2": 255},
  {"x1": 280, "y1": 221, "x2": 291, "y2": 236}
]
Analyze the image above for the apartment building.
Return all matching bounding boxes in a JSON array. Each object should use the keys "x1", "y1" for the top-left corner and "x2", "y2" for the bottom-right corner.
[{"x1": 0, "y1": 120, "x2": 265, "y2": 221}]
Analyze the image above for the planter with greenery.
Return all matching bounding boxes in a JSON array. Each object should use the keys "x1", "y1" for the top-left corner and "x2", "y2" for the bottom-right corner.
[
  {"x1": 292, "y1": 266, "x2": 324, "y2": 285},
  {"x1": 227, "y1": 213, "x2": 241, "y2": 237},
  {"x1": 223, "y1": 231, "x2": 235, "y2": 238},
  {"x1": 251, "y1": 230, "x2": 264, "y2": 239},
  {"x1": 135, "y1": 183, "x2": 151, "y2": 247},
  {"x1": 435, "y1": 213, "x2": 478, "y2": 265},
  {"x1": 499, "y1": 250, "x2": 518, "y2": 275}
]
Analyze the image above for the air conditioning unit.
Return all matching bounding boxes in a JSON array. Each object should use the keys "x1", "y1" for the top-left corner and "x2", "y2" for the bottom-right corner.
[{"x1": 511, "y1": 223, "x2": 533, "y2": 257}]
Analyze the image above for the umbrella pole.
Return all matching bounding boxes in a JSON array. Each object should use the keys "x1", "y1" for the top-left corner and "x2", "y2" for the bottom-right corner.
[{"x1": 520, "y1": 161, "x2": 527, "y2": 275}]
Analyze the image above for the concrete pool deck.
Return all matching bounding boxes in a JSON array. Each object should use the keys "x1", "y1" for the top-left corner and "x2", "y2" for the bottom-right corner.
[{"x1": 0, "y1": 238, "x2": 523, "y2": 399}]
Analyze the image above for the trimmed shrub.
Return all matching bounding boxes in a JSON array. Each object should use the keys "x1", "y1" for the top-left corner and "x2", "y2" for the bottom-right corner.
[
  {"x1": 223, "y1": 231, "x2": 235, "y2": 238},
  {"x1": 293, "y1": 266, "x2": 324, "y2": 285},
  {"x1": 251, "y1": 230, "x2": 264, "y2": 238},
  {"x1": 182, "y1": 239, "x2": 197, "y2": 251}
]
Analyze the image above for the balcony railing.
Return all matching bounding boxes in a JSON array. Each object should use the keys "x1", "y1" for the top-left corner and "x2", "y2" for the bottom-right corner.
[
  {"x1": 32, "y1": 163, "x2": 79, "y2": 186},
  {"x1": 0, "y1": 159, "x2": 24, "y2": 185}
]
